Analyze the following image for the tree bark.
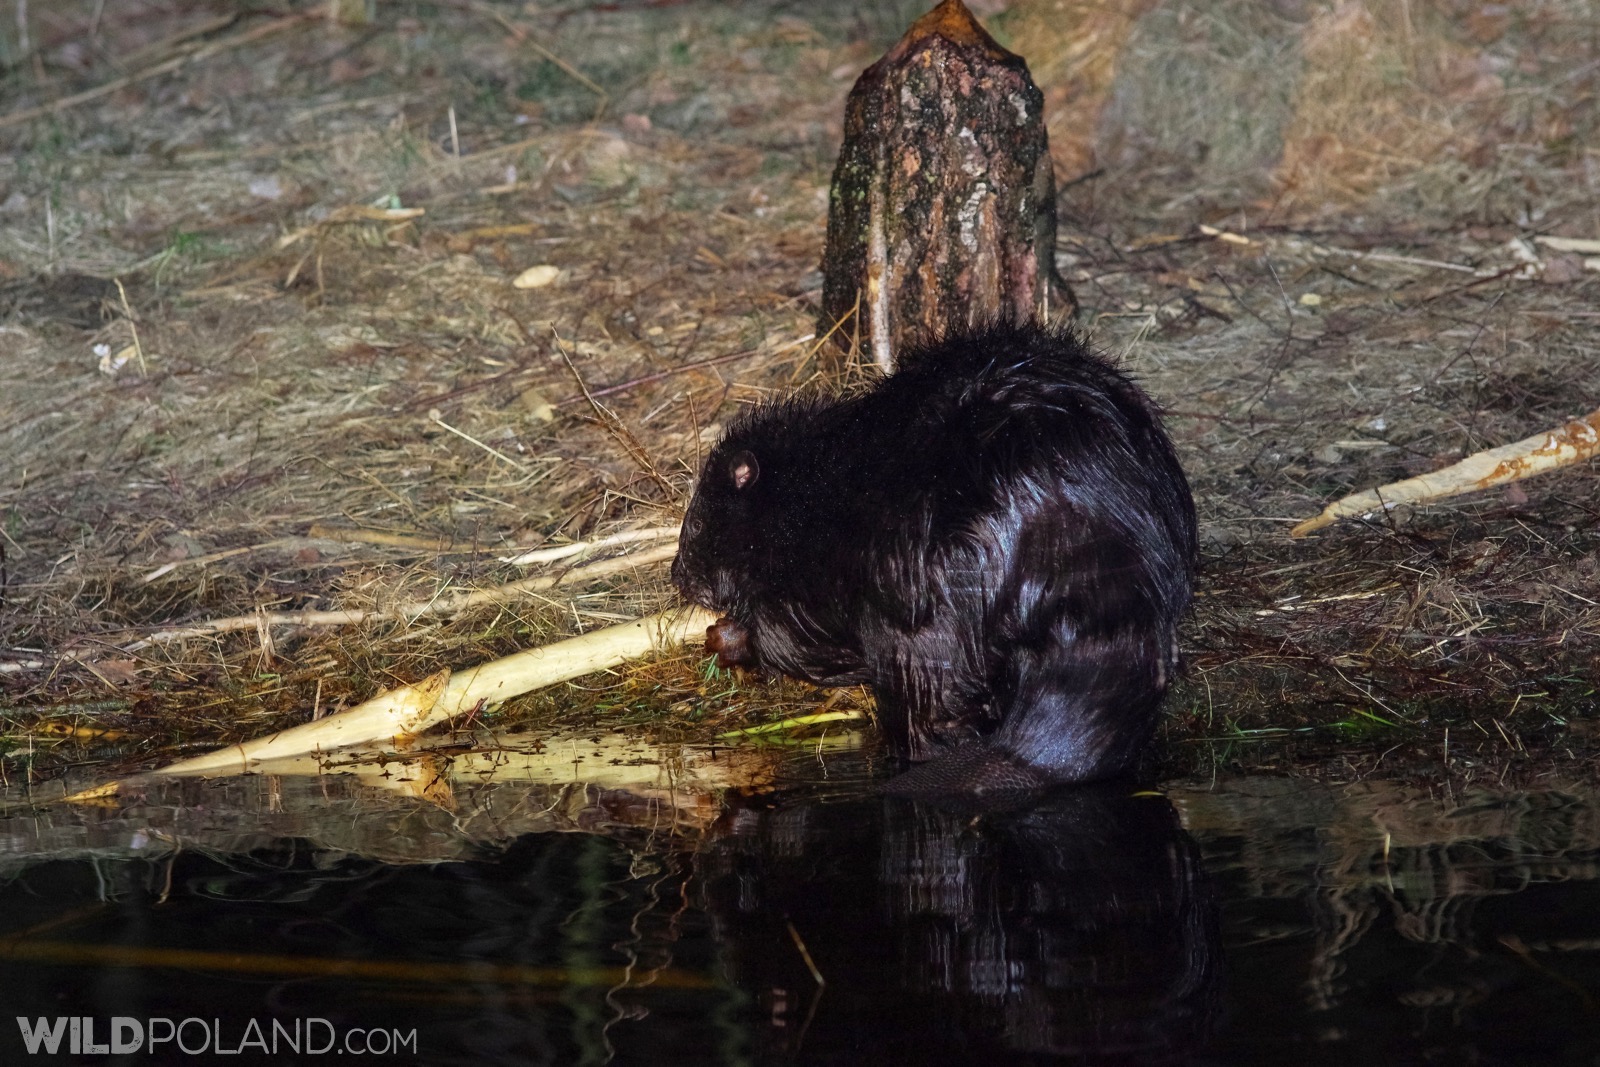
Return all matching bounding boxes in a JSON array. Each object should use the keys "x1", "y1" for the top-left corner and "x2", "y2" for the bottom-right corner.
[{"x1": 820, "y1": 0, "x2": 1073, "y2": 371}]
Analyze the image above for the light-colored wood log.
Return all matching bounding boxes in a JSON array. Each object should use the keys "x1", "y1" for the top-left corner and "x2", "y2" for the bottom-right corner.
[
  {"x1": 66, "y1": 607, "x2": 717, "y2": 800},
  {"x1": 1292, "y1": 408, "x2": 1600, "y2": 536}
]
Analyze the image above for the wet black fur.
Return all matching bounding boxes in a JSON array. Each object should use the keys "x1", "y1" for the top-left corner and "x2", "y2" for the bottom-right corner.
[{"x1": 672, "y1": 322, "x2": 1197, "y2": 789}]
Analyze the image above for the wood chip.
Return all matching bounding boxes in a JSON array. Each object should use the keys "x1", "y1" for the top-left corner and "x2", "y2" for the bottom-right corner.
[{"x1": 513, "y1": 264, "x2": 563, "y2": 288}]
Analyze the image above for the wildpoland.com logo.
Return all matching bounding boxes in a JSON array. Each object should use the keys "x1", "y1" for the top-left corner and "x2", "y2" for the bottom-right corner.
[{"x1": 15, "y1": 1016, "x2": 419, "y2": 1056}]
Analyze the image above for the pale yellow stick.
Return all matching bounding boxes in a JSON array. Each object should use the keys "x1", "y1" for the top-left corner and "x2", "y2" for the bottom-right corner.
[
  {"x1": 125, "y1": 542, "x2": 679, "y2": 649},
  {"x1": 1292, "y1": 408, "x2": 1600, "y2": 537},
  {"x1": 66, "y1": 606, "x2": 716, "y2": 799},
  {"x1": 200, "y1": 729, "x2": 861, "y2": 798}
]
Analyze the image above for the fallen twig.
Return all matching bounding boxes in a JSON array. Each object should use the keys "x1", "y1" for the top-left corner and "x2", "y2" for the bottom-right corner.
[
  {"x1": 1292, "y1": 407, "x2": 1600, "y2": 536},
  {"x1": 453, "y1": 0, "x2": 608, "y2": 120},
  {"x1": 139, "y1": 522, "x2": 663, "y2": 584},
  {"x1": 276, "y1": 205, "x2": 426, "y2": 250},
  {"x1": 1534, "y1": 236, "x2": 1600, "y2": 255},
  {"x1": 716, "y1": 710, "x2": 866, "y2": 740},
  {"x1": 141, "y1": 541, "x2": 294, "y2": 584},
  {"x1": 1198, "y1": 223, "x2": 1255, "y2": 246},
  {"x1": 305, "y1": 525, "x2": 455, "y2": 551},
  {"x1": 123, "y1": 542, "x2": 679, "y2": 650},
  {"x1": 65, "y1": 605, "x2": 718, "y2": 799},
  {"x1": 0, "y1": 15, "x2": 309, "y2": 130},
  {"x1": 553, "y1": 343, "x2": 797, "y2": 406},
  {"x1": 555, "y1": 332, "x2": 677, "y2": 500},
  {"x1": 500, "y1": 524, "x2": 679, "y2": 565},
  {"x1": 198, "y1": 727, "x2": 846, "y2": 806}
]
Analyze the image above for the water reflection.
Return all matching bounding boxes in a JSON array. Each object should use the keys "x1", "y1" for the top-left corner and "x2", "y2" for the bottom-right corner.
[
  {"x1": 1, "y1": 759, "x2": 1599, "y2": 1064},
  {"x1": 1177, "y1": 778, "x2": 1600, "y2": 1064},
  {"x1": 702, "y1": 786, "x2": 1220, "y2": 1064}
]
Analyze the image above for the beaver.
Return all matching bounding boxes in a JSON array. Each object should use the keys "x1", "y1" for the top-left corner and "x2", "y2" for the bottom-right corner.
[{"x1": 672, "y1": 321, "x2": 1196, "y2": 794}]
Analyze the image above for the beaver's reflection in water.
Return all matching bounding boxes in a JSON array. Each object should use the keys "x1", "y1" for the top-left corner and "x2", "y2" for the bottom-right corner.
[{"x1": 702, "y1": 785, "x2": 1220, "y2": 1065}]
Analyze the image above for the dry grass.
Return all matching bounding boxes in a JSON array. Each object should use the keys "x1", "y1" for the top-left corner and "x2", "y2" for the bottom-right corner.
[{"x1": 0, "y1": 0, "x2": 1596, "y2": 791}]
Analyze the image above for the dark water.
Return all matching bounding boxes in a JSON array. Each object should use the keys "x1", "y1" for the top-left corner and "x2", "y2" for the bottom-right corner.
[{"x1": 2, "y1": 767, "x2": 1598, "y2": 1065}]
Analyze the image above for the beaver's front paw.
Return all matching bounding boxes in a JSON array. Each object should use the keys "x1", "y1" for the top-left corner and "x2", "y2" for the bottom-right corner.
[{"x1": 705, "y1": 617, "x2": 754, "y2": 669}]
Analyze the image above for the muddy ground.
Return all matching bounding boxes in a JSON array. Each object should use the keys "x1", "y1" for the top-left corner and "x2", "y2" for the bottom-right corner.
[{"x1": 0, "y1": 0, "x2": 1597, "y2": 793}]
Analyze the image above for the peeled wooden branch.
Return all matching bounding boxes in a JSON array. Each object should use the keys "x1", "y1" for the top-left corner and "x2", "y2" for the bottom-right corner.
[
  {"x1": 67, "y1": 606, "x2": 717, "y2": 800},
  {"x1": 124, "y1": 542, "x2": 679, "y2": 650},
  {"x1": 202, "y1": 728, "x2": 862, "y2": 807},
  {"x1": 500, "y1": 524, "x2": 680, "y2": 566},
  {"x1": 1292, "y1": 408, "x2": 1600, "y2": 536}
]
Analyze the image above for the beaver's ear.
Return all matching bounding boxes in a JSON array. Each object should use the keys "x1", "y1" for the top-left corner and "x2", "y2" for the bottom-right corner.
[{"x1": 727, "y1": 450, "x2": 759, "y2": 490}]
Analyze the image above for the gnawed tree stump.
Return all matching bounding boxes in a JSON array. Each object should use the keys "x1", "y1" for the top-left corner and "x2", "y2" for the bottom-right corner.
[{"x1": 820, "y1": 0, "x2": 1072, "y2": 371}]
